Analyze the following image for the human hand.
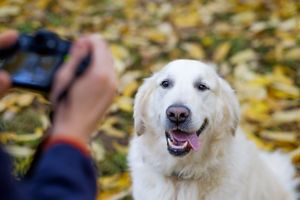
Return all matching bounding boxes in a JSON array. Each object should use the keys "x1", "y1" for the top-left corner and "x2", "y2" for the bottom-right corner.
[
  {"x1": 0, "y1": 30, "x2": 18, "y2": 97},
  {"x1": 50, "y1": 35, "x2": 117, "y2": 144}
]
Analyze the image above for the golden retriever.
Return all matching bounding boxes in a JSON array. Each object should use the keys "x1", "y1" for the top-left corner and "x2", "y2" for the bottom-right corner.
[{"x1": 128, "y1": 59, "x2": 298, "y2": 200}]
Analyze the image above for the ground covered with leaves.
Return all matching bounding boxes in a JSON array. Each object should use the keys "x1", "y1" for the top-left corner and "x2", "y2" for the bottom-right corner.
[{"x1": 0, "y1": 0, "x2": 299, "y2": 199}]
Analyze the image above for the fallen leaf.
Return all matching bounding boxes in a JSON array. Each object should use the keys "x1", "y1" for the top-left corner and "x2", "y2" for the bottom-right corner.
[
  {"x1": 116, "y1": 96, "x2": 133, "y2": 113},
  {"x1": 182, "y1": 43, "x2": 206, "y2": 59},
  {"x1": 272, "y1": 109, "x2": 300, "y2": 123},
  {"x1": 4, "y1": 145, "x2": 34, "y2": 158},
  {"x1": 230, "y1": 49, "x2": 257, "y2": 64},
  {"x1": 0, "y1": 6, "x2": 20, "y2": 18},
  {"x1": 98, "y1": 172, "x2": 131, "y2": 200},
  {"x1": 213, "y1": 42, "x2": 231, "y2": 62},
  {"x1": 16, "y1": 93, "x2": 35, "y2": 107}
]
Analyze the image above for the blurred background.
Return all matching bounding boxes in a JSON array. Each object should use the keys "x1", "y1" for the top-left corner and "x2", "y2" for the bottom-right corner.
[{"x1": 0, "y1": 0, "x2": 299, "y2": 199}]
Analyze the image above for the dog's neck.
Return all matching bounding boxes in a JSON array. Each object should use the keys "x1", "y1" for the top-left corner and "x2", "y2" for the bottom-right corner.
[
  {"x1": 169, "y1": 171, "x2": 201, "y2": 180},
  {"x1": 165, "y1": 162, "x2": 228, "y2": 196},
  {"x1": 166, "y1": 159, "x2": 227, "y2": 181}
]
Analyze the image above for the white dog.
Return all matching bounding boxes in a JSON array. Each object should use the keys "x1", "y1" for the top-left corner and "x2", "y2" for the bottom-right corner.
[{"x1": 128, "y1": 59, "x2": 298, "y2": 200}]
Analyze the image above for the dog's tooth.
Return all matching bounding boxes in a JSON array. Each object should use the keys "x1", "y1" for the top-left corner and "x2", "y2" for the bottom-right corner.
[
  {"x1": 170, "y1": 141, "x2": 180, "y2": 149},
  {"x1": 172, "y1": 142, "x2": 185, "y2": 150},
  {"x1": 182, "y1": 141, "x2": 188, "y2": 148}
]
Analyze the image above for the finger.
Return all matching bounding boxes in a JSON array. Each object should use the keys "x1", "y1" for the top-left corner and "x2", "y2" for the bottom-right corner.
[
  {"x1": 50, "y1": 38, "x2": 89, "y2": 104},
  {"x1": 87, "y1": 35, "x2": 114, "y2": 75},
  {"x1": 62, "y1": 37, "x2": 90, "y2": 73},
  {"x1": 86, "y1": 35, "x2": 117, "y2": 93},
  {"x1": 0, "y1": 30, "x2": 19, "y2": 49},
  {"x1": 0, "y1": 71, "x2": 11, "y2": 97}
]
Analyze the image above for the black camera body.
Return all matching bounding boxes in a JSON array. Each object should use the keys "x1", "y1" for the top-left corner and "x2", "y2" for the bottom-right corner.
[{"x1": 0, "y1": 30, "x2": 90, "y2": 92}]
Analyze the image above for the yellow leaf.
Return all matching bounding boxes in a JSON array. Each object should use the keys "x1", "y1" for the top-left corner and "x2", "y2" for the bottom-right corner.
[
  {"x1": 213, "y1": 42, "x2": 231, "y2": 62},
  {"x1": 98, "y1": 173, "x2": 131, "y2": 200},
  {"x1": 230, "y1": 49, "x2": 257, "y2": 64},
  {"x1": 285, "y1": 47, "x2": 300, "y2": 60},
  {"x1": 172, "y1": 9, "x2": 200, "y2": 28},
  {"x1": 279, "y1": 18, "x2": 297, "y2": 31},
  {"x1": 110, "y1": 44, "x2": 130, "y2": 73},
  {"x1": 273, "y1": 65, "x2": 294, "y2": 85},
  {"x1": 36, "y1": 0, "x2": 51, "y2": 10},
  {"x1": 0, "y1": 6, "x2": 19, "y2": 17},
  {"x1": 117, "y1": 96, "x2": 133, "y2": 113},
  {"x1": 100, "y1": 117, "x2": 126, "y2": 138},
  {"x1": 98, "y1": 189, "x2": 131, "y2": 200},
  {"x1": 234, "y1": 64, "x2": 257, "y2": 81},
  {"x1": 245, "y1": 132, "x2": 274, "y2": 151},
  {"x1": 272, "y1": 109, "x2": 300, "y2": 123},
  {"x1": 101, "y1": 126, "x2": 126, "y2": 138},
  {"x1": 16, "y1": 93, "x2": 35, "y2": 107},
  {"x1": 250, "y1": 76, "x2": 271, "y2": 86},
  {"x1": 250, "y1": 22, "x2": 269, "y2": 33},
  {"x1": 4, "y1": 145, "x2": 34, "y2": 158},
  {"x1": 290, "y1": 147, "x2": 300, "y2": 163},
  {"x1": 202, "y1": 36, "x2": 213, "y2": 47},
  {"x1": 123, "y1": 0, "x2": 138, "y2": 19},
  {"x1": 270, "y1": 82, "x2": 300, "y2": 99},
  {"x1": 110, "y1": 44, "x2": 129, "y2": 61},
  {"x1": 123, "y1": 81, "x2": 139, "y2": 97},
  {"x1": 259, "y1": 131, "x2": 299, "y2": 145},
  {"x1": 182, "y1": 43, "x2": 205, "y2": 59},
  {"x1": 112, "y1": 141, "x2": 129, "y2": 154},
  {"x1": 40, "y1": 115, "x2": 50, "y2": 129},
  {"x1": 242, "y1": 101, "x2": 270, "y2": 121},
  {"x1": 7, "y1": 106, "x2": 20, "y2": 113},
  {"x1": 0, "y1": 132, "x2": 16, "y2": 143},
  {"x1": 91, "y1": 141, "x2": 106, "y2": 162},
  {"x1": 119, "y1": 71, "x2": 142, "y2": 94},
  {"x1": 144, "y1": 29, "x2": 167, "y2": 43},
  {"x1": 0, "y1": 101, "x2": 6, "y2": 112},
  {"x1": 101, "y1": 173, "x2": 131, "y2": 190},
  {"x1": 232, "y1": 11, "x2": 256, "y2": 26},
  {"x1": 0, "y1": 130, "x2": 43, "y2": 143},
  {"x1": 102, "y1": 116, "x2": 120, "y2": 126}
]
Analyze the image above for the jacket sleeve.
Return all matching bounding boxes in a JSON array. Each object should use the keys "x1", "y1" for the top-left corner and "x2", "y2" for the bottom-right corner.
[
  {"x1": 24, "y1": 144, "x2": 97, "y2": 200},
  {"x1": 0, "y1": 147, "x2": 23, "y2": 200}
]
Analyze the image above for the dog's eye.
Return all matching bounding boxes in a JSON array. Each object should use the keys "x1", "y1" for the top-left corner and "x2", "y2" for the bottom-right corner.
[
  {"x1": 196, "y1": 83, "x2": 209, "y2": 91},
  {"x1": 161, "y1": 80, "x2": 171, "y2": 88}
]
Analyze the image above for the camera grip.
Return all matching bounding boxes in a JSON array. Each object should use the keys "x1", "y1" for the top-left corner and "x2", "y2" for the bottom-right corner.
[{"x1": 75, "y1": 54, "x2": 91, "y2": 77}]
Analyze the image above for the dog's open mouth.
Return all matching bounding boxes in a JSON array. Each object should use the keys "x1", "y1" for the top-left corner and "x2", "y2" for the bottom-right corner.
[{"x1": 165, "y1": 118, "x2": 208, "y2": 157}]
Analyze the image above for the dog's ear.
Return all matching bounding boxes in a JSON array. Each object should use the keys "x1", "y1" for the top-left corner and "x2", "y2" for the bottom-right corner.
[
  {"x1": 217, "y1": 77, "x2": 240, "y2": 136},
  {"x1": 134, "y1": 77, "x2": 155, "y2": 136}
]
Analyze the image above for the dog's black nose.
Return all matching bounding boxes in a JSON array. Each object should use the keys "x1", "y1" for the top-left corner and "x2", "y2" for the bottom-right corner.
[{"x1": 166, "y1": 105, "x2": 190, "y2": 124}]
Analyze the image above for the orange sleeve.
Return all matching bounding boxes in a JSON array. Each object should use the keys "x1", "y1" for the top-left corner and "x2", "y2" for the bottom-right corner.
[{"x1": 44, "y1": 135, "x2": 91, "y2": 157}]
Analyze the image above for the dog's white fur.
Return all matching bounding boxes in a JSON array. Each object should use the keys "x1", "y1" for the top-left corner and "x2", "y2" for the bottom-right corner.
[{"x1": 128, "y1": 59, "x2": 298, "y2": 200}]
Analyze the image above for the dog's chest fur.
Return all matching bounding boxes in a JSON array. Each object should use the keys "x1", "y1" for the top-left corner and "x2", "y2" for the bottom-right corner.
[
  {"x1": 131, "y1": 163, "x2": 239, "y2": 200},
  {"x1": 129, "y1": 132, "x2": 296, "y2": 200},
  {"x1": 168, "y1": 172, "x2": 226, "y2": 200}
]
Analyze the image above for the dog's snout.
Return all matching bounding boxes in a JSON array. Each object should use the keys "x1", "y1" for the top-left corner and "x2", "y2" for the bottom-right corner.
[{"x1": 166, "y1": 105, "x2": 190, "y2": 124}]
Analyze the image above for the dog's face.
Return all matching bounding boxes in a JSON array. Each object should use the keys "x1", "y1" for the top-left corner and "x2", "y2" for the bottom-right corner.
[{"x1": 134, "y1": 59, "x2": 239, "y2": 158}]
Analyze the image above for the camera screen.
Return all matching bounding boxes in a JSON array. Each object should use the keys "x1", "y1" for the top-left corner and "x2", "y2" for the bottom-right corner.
[{"x1": 0, "y1": 52, "x2": 62, "y2": 90}]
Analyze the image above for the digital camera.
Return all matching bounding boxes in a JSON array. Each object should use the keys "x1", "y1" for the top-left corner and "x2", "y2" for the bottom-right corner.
[{"x1": 0, "y1": 30, "x2": 90, "y2": 92}]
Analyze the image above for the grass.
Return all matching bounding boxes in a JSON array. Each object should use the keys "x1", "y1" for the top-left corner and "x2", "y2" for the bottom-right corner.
[{"x1": 0, "y1": 108, "x2": 42, "y2": 135}]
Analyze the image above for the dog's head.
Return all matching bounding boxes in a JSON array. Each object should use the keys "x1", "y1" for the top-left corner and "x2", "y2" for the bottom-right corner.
[{"x1": 134, "y1": 59, "x2": 239, "y2": 157}]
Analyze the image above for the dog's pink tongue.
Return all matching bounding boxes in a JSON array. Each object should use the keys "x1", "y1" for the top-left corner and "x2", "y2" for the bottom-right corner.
[{"x1": 172, "y1": 131, "x2": 200, "y2": 151}]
